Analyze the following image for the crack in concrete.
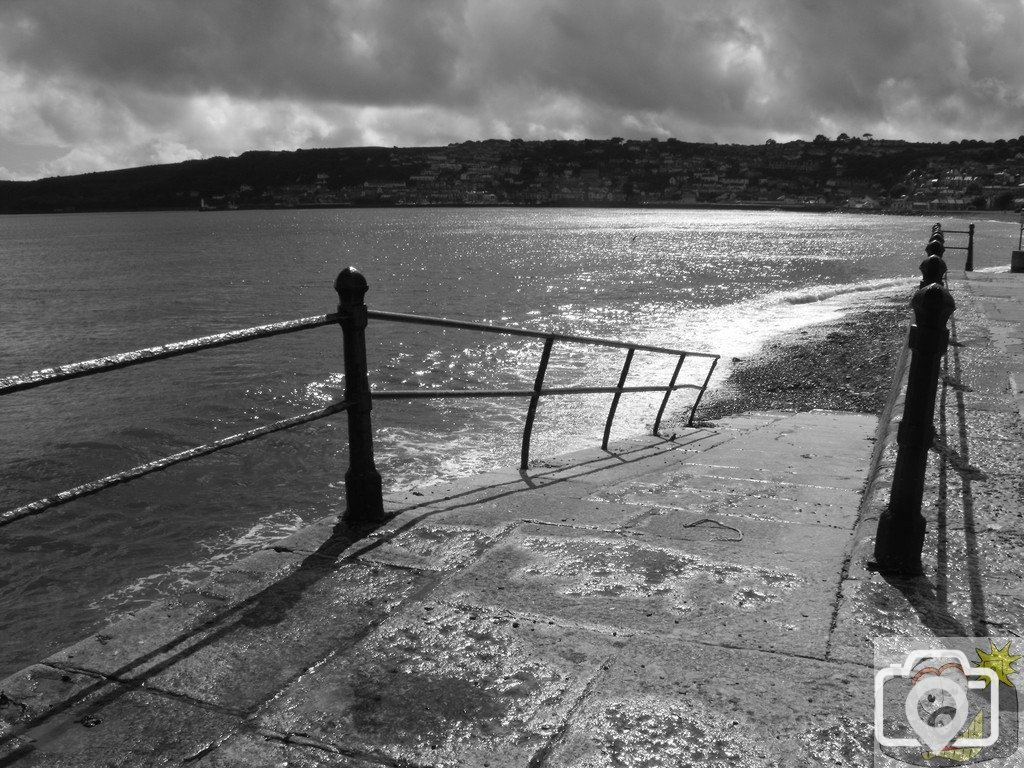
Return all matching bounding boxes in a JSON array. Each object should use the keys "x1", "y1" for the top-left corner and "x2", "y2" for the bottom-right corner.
[{"x1": 527, "y1": 653, "x2": 615, "y2": 768}]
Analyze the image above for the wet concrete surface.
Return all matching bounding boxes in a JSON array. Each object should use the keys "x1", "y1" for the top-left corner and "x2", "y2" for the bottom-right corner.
[{"x1": 3, "y1": 270, "x2": 1024, "y2": 766}]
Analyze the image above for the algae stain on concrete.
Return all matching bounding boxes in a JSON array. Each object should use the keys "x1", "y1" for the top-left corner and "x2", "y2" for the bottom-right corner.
[
  {"x1": 516, "y1": 536, "x2": 801, "y2": 610},
  {"x1": 348, "y1": 667, "x2": 508, "y2": 747},
  {"x1": 278, "y1": 601, "x2": 587, "y2": 763}
]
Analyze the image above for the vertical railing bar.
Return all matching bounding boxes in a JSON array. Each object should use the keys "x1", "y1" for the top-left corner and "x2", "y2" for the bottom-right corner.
[
  {"x1": 652, "y1": 353, "x2": 686, "y2": 437},
  {"x1": 602, "y1": 347, "x2": 635, "y2": 450},
  {"x1": 686, "y1": 357, "x2": 719, "y2": 427},
  {"x1": 520, "y1": 336, "x2": 555, "y2": 471}
]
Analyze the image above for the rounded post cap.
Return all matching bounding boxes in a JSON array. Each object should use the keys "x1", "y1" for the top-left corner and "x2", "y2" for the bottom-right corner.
[
  {"x1": 925, "y1": 239, "x2": 945, "y2": 257},
  {"x1": 335, "y1": 266, "x2": 368, "y2": 303}
]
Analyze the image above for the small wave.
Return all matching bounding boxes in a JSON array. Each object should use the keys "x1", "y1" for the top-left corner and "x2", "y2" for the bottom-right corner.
[
  {"x1": 89, "y1": 509, "x2": 306, "y2": 619},
  {"x1": 782, "y1": 278, "x2": 915, "y2": 305}
]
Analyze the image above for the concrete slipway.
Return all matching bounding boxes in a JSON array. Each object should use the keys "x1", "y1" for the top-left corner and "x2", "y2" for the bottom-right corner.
[{"x1": 2, "y1": 270, "x2": 1023, "y2": 767}]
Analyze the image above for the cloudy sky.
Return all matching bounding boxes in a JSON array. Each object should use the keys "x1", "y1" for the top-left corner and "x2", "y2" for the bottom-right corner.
[{"x1": 2, "y1": 0, "x2": 1023, "y2": 180}]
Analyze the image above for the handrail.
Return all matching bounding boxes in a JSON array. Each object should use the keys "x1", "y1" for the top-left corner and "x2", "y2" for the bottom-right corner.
[
  {"x1": 365, "y1": 309, "x2": 718, "y2": 465},
  {"x1": 0, "y1": 400, "x2": 352, "y2": 528},
  {"x1": 930, "y1": 221, "x2": 974, "y2": 271},
  {"x1": 367, "y1": 309, "x2": 720, "y2": 358},
  {"x1": 0, "y1": 313, "x2": 340, "y2": 397},
  {"x1": 1, "y1": 266, "x2": 720, "y2": 526},
  {"x1": 371, "y1": 383, "x2": 706, "y2": 399}
]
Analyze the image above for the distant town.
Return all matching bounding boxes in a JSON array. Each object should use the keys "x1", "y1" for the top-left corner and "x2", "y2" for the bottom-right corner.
[{"x1": 3, "y1": 134, "x2": 1024, "y2": 214}]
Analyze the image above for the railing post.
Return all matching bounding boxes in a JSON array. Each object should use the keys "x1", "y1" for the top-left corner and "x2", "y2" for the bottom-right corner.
[
  {"x1": 965, "y1": 223, "x2": 975, "y2": 271},
  {"x1": 686, "y1": 357, "x2": 718, "y2": 426},
  {"x1": 602, "y1": 347, "x2": 635, "y2": 450},
  {"x1": 653, "y1": 353, "x2": 686, "y2": 437},
  {"x1": 336, "y1": 267, "x2": 385, "y2": 524},
  {"x1": 521, "y1": 336, "x2": 554, "y2": 471},
  {"x1": 871, "y1": 282, "x2": 955, "y2": 575}
]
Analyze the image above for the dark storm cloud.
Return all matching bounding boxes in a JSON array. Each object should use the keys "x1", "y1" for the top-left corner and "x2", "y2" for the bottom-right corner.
[
  {"x1": 1, "y1": 0, "x2": 472, "y2": 105},
  {"x1": 1, "y1": 0, "x2": 1023, "y2": 178}
]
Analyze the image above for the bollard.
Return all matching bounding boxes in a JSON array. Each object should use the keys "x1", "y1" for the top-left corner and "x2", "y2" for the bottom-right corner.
[
  {"x1": 336, "y1": 267, "x2": 385, "y2": 524},
  {"x1": 872, "y1": 282, "x2": 955, "y2": 575}
]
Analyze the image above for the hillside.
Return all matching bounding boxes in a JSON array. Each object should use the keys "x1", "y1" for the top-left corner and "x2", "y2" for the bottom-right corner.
[{"x1": 2, "y1": 136, "x2": 1023, "y2": 214}]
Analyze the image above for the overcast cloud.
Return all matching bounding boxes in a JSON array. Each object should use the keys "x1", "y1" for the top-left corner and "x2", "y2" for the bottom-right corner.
[{"x1": 2, "y1": 0, "x2": 1023, "y2": 179}]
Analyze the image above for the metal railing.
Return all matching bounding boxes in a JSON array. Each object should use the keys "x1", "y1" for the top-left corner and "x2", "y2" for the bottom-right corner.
[
  {"x1": 1, "y1": 266, "x2": 719, "y2": 528},
  {"x1": 927, "y1": 221, "x2": 974, "y2": 272}
]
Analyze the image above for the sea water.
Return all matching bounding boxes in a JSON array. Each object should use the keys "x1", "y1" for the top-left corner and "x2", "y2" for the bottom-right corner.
[{"x1": 0, "y1": 207, "x2": 1019, "y2": 677}]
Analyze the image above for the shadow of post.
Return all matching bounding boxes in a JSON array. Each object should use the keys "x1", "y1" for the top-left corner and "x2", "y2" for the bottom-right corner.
[{"x1": 948, "y1": 315, "x2": 988, "y2": 637}]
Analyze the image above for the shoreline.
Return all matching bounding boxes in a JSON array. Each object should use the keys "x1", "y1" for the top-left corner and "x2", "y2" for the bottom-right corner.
[{"x1": 692, "y1": 293, "x2": 911, "y2": 422}]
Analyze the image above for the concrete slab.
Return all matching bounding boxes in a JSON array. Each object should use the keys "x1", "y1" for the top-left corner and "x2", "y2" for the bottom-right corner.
[
  {"x1": 415, "y1": 494, "x2": 656, "y2": 532},
  {"x1": 522, "y1": 436, "x2": 739, "y2": 492},
  {"x1": 380, "y1": 465, "x2": 568, "y2": 516},
  {"x1": 590, "y1": 470, "x2": 865, "y2": 529},
  {"x1": 350, "y1": 521, "x2": 515, "y2": 572},
  {"x1": 257, "y1": 600, "x2": 619, "y2": 767},
  {"x1": 38, "y1": 593, "x2": 226, "y2": 678},
  {"x1": 46, "y1": 560, "x2": 427, "y2": 712},
  {"x1": 672, "y1": 449, "x2": 871, "y2": 489},
  {"x1": 442, "y1": 522, "x2": 845, "y2": 657},
  {"x1": 543, "y1": 638, "x2": 875, "y2": 768},
  {"x1": 827, "y1": 576, "x2": 970, "y2": 667},
  {"x1": 0, "y1": 665, "x2": 103, "y2": 739},
  {"x1": 530, "y1": 430, "x2": 736, "y2": 469},
  {"x1": 195, "y1": 729, "x2": 379, "y2": 767},
  {"x1": 1, "y1": 682, "x2": 238, "y2": 766}
]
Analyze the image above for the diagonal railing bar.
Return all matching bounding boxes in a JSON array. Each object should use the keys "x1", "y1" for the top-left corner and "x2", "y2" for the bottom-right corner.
[
  {"x1": 653, "y1": 354, "x2": 687, "y2": 436},
  {"x1": 602, "y1": 348, "x2": 635, "y2": 450},
  {"x1": 686, "y1": 356, "x2": 719, "y2": 427},
  {"x1": 521, "y1": 337, "x2": 555, "y2": 471},
  {"x1": 0, "y1": 313, "x2": 340, "y2": 397},
  {"x1": 0, "y1": 400, "x2": 352, "y2": 528}
]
